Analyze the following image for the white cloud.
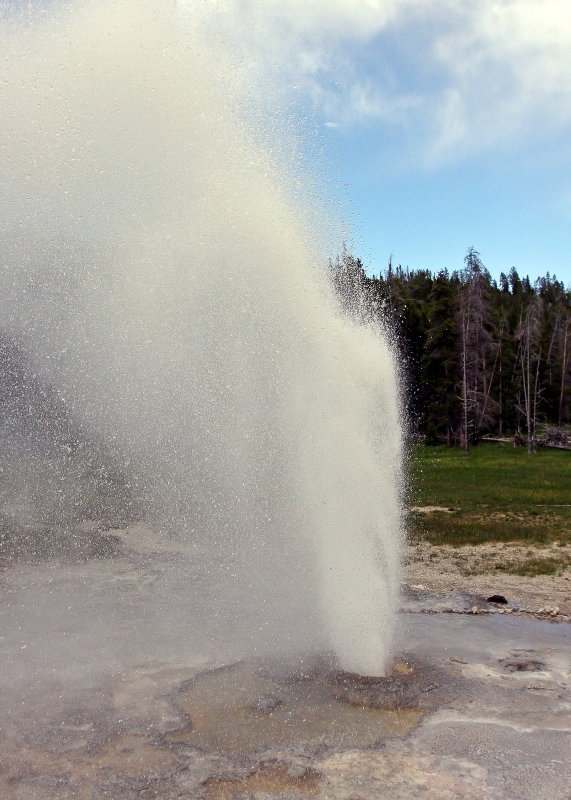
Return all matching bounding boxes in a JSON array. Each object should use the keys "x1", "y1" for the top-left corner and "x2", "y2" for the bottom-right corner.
[
  {"x1": 252, "y1": 0, "x2": 408, "y2": 38},
  {"x1": 425, "y1": 0, "x2": 571, "y2": 162},
  {"x1": 191, "y1": 0, "x2": 410, "y2": 40},
  {"x1": 189, "y1": 0, "x2": 571, "y2": 167}
]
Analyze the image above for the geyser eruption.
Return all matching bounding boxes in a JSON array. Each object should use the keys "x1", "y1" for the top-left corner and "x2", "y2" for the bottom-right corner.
[{"x1": 0, "y1": 1, "x2": 402, "y2": 675}]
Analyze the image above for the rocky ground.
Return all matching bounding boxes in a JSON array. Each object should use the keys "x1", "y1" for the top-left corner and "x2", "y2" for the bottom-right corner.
[
  {"x1": 405, "y1": 541, "x2": 571, "y2": 618},
  {"x1": 1, "y1": 522, "x2": 569, "y2": 800}
]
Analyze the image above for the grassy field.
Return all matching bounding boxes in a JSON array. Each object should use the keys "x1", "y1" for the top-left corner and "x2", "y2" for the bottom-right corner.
[{"x1": 407, "y1": 443, "x2": 570, "y2": 549}]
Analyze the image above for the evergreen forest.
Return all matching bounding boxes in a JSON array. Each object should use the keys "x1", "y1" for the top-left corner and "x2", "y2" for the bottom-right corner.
[{"x1": 331, "y1": 247, "x2": 570, "y2": 451}]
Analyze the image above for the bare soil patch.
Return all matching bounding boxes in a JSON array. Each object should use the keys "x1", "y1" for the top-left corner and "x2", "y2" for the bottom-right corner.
[{"x1": 405, "y1": 541, "x2": 571, "y2": 617}]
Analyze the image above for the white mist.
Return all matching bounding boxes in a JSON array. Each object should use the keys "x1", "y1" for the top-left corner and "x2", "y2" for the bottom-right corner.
[{"x1": 0, "y1": 0, "x2": 402, "y2": 675}]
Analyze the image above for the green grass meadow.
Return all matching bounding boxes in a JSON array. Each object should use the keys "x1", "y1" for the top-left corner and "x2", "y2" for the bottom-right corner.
[{"x1": 407, "y1": 443, "x2": 570, "y2": 548}]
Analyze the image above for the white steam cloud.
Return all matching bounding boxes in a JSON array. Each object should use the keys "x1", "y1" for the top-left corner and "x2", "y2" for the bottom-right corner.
[{"x1": 184, "y1": 0, "x2": 571, "y2": 166}]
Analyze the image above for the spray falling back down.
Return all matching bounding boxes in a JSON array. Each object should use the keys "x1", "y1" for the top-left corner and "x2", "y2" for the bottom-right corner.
[{"x1": 0, "y1": 1, "x2": 402, "y2": 675}]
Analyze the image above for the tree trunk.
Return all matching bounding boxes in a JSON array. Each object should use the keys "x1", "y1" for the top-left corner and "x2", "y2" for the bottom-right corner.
[
  {"x1": 559, "y1": 319, "x2": 569, "y2": 427},
  {"x1": 462, "y1": 312, "x2": 469, "y2": 453}
]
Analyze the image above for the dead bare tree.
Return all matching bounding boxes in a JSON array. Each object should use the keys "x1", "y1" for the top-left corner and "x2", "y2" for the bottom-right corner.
[
  {"x1": 515, "y1": 294, "x2": 543, "y2": 453},
  {"x1": 457, "y1": 248, "x2": 494, "y2": 451},
  {"x1": 558, "y1": 315, "x2": 569, "y2": 427}
]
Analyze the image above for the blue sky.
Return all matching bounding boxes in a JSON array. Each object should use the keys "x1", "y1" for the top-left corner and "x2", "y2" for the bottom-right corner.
[
  {"x1": 198, "y1": 0, "x2": 571, "y2": 286},
  {"x1": 4, "y1": 0, "x2": 570, "y2": 286}
]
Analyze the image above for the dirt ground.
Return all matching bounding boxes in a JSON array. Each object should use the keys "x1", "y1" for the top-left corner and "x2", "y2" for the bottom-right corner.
[{"x1": 405, "y1": 541, "x2": 571, "y2": 618}]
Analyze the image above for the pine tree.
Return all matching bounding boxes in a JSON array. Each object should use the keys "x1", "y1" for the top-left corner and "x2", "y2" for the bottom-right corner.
[{"x1": 422, "y1": 270, "x2": 460, "y2": 445}]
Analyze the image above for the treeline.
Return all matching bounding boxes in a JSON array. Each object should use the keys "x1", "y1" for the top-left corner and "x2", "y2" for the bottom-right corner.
[{"x1": 330, "y1": 247, "x2": 570, "y2": 451}]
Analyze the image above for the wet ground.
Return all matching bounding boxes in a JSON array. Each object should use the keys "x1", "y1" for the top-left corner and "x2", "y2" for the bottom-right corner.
[{"x1": 1, "y1": 525, "x2": 569, "y2": 799}]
